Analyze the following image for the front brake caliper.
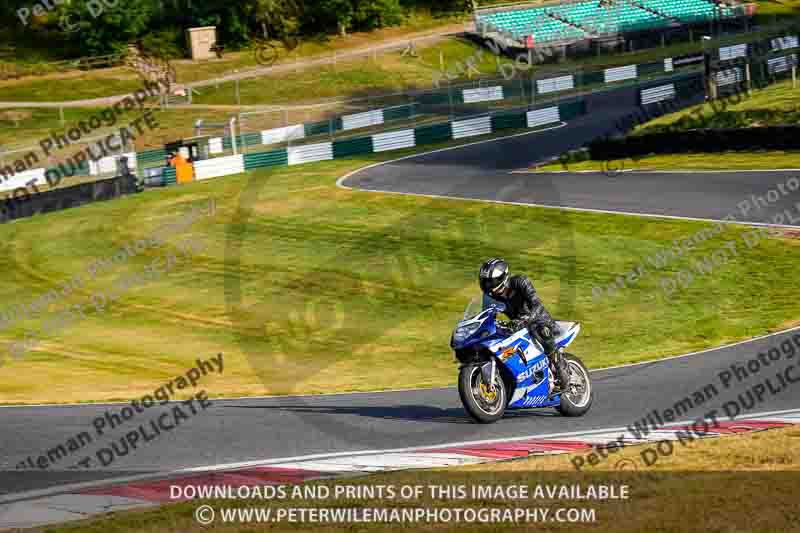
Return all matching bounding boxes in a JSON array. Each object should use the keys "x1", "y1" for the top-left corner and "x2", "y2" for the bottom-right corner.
[{"x1": 480, "y1": 383, "x2": 497, "y2": 402}]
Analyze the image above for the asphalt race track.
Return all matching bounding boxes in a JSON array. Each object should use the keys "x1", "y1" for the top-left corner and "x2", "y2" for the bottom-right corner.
[
  {"x1": 3, "y1": 330, "x2": 800, "y2": 496},
  {"x1": 3, "y1": 80, "x2": 800, "y2": 497}
]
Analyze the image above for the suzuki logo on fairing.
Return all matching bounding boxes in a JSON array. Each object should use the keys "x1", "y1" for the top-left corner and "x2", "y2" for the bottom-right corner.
[{"x1": 516, "y1": 358, "x2": 548, "y2": 382}]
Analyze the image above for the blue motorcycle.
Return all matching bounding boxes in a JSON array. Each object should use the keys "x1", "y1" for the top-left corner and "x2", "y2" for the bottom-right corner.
[{"x1": 451, "y1": 298, "x2": 593, "y2": 423}]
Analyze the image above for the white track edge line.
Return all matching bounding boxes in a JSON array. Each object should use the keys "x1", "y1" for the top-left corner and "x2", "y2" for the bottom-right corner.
[
  {"x1": 337, "y1": 184, "x2": 800, "y2": 230},
  {"x1": 334, "y1": 122, "x2": 568, "y2": 189},
  {"x1": 336, "y1": 136, "x2": 800, "y2": 230}
]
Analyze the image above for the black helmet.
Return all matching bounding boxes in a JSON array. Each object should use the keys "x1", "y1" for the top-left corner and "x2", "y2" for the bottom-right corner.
[{"x1": 479, "y1": 258, "x2": 509, "y2": 296}]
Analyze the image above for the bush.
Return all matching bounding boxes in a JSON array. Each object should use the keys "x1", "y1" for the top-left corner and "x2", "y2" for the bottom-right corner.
[
  {"x1": 354, "y1": 0, "x2": 404, "y2": 30},
  {"x1": 140, "y1": 28, "x2": 186, "y2": 59},
  {"x1": 589, "y1": 126, "x2": 800, "y2": 160}
]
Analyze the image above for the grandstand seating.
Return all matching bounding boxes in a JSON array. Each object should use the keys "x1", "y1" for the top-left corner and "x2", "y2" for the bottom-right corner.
[
  {"x1": 477, "y1": 0, "x2": 729, "y2": 43},
  {"x1": 547, "y1": 1, "x2": 668, "y2": 34},
  {"x1": 638, "y1": 0, "x2": 718, "y2": 22},
  {"x1": 480, "y1": 7, "x2": 586, "y2": 43}
]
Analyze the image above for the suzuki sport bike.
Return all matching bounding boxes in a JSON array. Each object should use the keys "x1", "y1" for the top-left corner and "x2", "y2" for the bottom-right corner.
[{"x1": 451, "y1": 298, "x2": 593, "y2": 423}]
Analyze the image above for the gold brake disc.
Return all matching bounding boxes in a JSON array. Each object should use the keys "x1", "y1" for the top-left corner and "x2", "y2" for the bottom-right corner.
[{"x1": 480, "y1": 383, "x2": 497, "y2": 402}]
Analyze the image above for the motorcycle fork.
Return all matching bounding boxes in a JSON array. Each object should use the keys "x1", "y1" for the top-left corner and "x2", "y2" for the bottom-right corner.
[{"x1": 481, "y1": 359, "x2": 497, "y2": 392}]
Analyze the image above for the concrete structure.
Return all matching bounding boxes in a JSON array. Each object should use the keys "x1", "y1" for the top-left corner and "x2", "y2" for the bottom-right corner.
[{"x1": 186, "y1": 26, "x2": 217, "y2": 60}]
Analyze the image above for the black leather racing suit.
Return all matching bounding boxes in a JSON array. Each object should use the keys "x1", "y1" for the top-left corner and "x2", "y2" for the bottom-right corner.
[{"x1": 491, "y1": 275, "x2": 568, "y2": 387}]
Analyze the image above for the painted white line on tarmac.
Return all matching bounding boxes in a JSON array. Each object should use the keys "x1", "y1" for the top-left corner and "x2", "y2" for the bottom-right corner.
[
  {"x1": 339, "y1": 138, "x2": 800, "y2": 230},
  {"x1": 338, "y1": 182, "x2": 800, "y2": 230},
  {"x1": 335, "y1": 122, "x2": 568, "y2": 189}
]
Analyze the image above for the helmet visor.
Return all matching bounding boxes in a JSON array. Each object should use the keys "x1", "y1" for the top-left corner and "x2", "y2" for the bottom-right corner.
[{"x1": 480, "y1": 276, "x2": 504, "y2": 294}]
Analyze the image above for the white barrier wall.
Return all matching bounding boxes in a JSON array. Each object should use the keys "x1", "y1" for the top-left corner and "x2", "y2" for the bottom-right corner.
[
  {"x1": 719, "y1": 44, "x2": 748, "y2": 61},
  {"x1": 641, "y1": 84, "x2": 676, "y2": 105},
  {"x1": 209, "y1": 137, "x2": 224, "y2": 155},
  {"x1": 672, "y1": 54, "x2": 704, "y2": 68},
  {"x1": 716, "y1": 67, "x2": 744, "y2": 86},
  {"x1": 536, "y1": 75, "x2": 574, "y2": 94},
  {"x1": 604, "y1": 65, "x2": 637, "y2": 83},
  {"x1": 451, "y1": 116, "x2": 492, "y2": 139},
  {"x1": 664, "y1": 58, "x2": 674, "y2": 72},
  {"x1": 261, "y1": 125, "x2": 305, "y2": 145},
  {"x1": 193, "y1": 154, "x2": 245, "y2": 181},
  {"x1": 342, "y1": 110, "x2": 384, "y2": 131},
  {"x1": 772, "y1": 35, "x2": 799, "y2": 51},
  {"x1": 526, "y1": 106, "x2": 560, "y2": 128},
  {"x1": 768, "y1": 54, "x2": 798, "y2": 74},
  {"x1": 372, "y1": 129, "x2": 415, "y2": 152},
  {"x1": 89, "y1": 152, "x2": 137, "y2": 176},
  {"x1": 0, "y1": 167, "x2": 46, "y2": 193},
  {"x1": 288, "y1": 142, "x2": 333, "y2": 166},
  {"x1": 462, "y1": 86, "x2": 504, "y2": 104}
]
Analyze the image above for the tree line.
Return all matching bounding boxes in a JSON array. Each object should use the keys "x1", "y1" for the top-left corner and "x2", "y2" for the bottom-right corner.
[{"x1": 3, "y1": 0, "x2": 472, "y2": 57}]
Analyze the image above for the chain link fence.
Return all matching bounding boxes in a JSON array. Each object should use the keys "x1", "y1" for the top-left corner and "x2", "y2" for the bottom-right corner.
[{"x1": 202, "y1": 69, "x2": 587, "y2": 161}]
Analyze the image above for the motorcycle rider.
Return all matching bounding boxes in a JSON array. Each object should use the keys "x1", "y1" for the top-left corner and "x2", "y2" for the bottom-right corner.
[{"x1": 478, "y1": 258, "x2": 571, "y2": 391}]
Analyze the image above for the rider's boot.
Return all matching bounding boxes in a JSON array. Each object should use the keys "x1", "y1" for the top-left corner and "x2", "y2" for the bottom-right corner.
[
  {"x1": 556, "y1": 348, "x2": 571, "y2": 390},
  {"x1": 549, "y1": 348, "x2": 571, "y2": 396}
]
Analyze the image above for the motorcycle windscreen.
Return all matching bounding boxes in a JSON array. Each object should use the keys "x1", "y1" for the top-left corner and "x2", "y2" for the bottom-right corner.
[{"x1": 554, "y1": 321, "x2": 580, "y2": 347}]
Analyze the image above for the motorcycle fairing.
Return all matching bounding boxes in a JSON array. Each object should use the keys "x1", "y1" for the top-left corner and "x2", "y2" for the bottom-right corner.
[
  {"x1": 484, "y1": 321, "x2": 581, "y2": 409},
  {"x1": 452, "y1": 301, "x2": 582, "y2": 411}
]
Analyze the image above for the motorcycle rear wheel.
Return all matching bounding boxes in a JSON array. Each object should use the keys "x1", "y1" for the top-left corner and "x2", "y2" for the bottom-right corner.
[
  {"x1": 458, "y1": 363, "x2": 507, "y2": 423},
  {"x1": 555, "y1": 354, "x2": 593, "y2": 417}
]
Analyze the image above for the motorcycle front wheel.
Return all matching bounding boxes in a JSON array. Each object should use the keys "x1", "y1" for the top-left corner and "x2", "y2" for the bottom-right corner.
[{"x1": 458, "y1": 363, "x2": 507, "y2": 423}]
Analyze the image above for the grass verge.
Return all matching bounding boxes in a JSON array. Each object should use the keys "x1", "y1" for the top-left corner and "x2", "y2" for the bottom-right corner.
[
  {"x1": 634, "y1": 79, "x2": 800, "y2": 135},
  {"x1": 1, "y1": 131, "x2": 800, "y2": 404},
  {"x1": 535, "y1": 150, "x2": 800, "y2": 171},
  {"x1": 0, "y1": 14, "x2": 466, "y2": 102},
  {"x1": 0, "y1": 106, "x2": 236, "y2": 153}
]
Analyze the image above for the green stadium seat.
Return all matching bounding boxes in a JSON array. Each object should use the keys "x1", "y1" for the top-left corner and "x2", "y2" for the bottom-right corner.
[{"x1": 477, "y1": 0, "x2": 719, "y2": 42}]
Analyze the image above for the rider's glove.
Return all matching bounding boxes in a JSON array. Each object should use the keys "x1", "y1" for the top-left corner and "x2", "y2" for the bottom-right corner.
[{"x1": 496, "y1": 320, "x2": 514, "y2": 334}]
